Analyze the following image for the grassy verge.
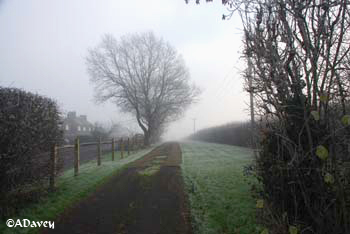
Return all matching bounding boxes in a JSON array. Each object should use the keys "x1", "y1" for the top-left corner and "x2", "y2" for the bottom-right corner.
[
  {"x1": 0, "y1": 147, "x2": 154, "y2": 234},
  {"x1": 181, "y1": 141, "x2": 259, "y2": 234}
]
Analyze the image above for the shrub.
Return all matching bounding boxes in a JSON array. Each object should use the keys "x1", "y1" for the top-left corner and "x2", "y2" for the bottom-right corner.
[
  {"x1": 0, "y1": 87, "x2": 63, "y2": 217},
  {"x1": 253, "y1": 104, "x2": 350, "y2": 234},
  {"x1": 188, "y1": 121, "x2": 252, "y2": 147}
]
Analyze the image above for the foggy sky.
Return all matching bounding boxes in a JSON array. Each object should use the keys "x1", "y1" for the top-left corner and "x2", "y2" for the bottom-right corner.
[{"x1": 0, "y1": 0, "x2": 249, "y2": 140}]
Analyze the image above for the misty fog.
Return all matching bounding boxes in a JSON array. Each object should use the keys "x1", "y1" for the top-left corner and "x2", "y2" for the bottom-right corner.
[{"x1": 0, "y1": 0, "x2": 248, "y2": 140}]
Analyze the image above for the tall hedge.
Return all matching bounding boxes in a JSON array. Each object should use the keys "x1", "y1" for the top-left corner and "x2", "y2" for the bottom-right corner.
[
  {"x1": 0, "y1": 87, "x2": 63, "y2": 217},
  {"x1": 188, "y1": 121, "x2": 251, "y2": 147}
]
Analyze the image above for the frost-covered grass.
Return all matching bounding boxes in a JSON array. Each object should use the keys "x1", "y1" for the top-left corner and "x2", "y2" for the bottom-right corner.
[
  {"x1": 181, "y1": 141, "x2": 258, "y2": 234},
  {"x1": 0, "y1": 147, "x2": 154, "y2": 234}
]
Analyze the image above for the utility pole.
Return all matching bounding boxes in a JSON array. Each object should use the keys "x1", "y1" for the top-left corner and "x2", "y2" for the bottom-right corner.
[
  {"x1": 248, "y1": 57, "x2": 255, "y2": 131},
  {"x1": 248, "y1": 54, "x2": 256, "y2": 156},
  {"x1": 192, "y1": 118, "x2": 196, "y2": 134}
]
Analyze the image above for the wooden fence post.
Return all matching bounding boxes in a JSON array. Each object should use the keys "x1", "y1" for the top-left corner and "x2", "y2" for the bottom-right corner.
[
  {"x1": 112, "y1": 138, "x2": 115, "y2": 161},
  {"x1": 74, "y1": 137, "x2": 80, "y2": 176},
  {"x1": 127, "y1": 137, "x2": 130, "y2": 156},
  {"x1": 97, "y1": 137, "x2": 101, "y2": 166},
  {"x1": 120, "y1": 138, "x2": 124, "y2": 159},
  {"x1": 131, "y1": 136, "x2": 134, "y2": 152},
  {"x1": 49, "y1": 144, "x2": 57, "y2": 191}
]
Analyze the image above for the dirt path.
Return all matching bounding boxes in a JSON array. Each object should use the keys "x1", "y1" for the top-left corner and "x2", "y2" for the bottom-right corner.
[{"x1": 43, "y1": 142, "x2": 192, "y2": 234}]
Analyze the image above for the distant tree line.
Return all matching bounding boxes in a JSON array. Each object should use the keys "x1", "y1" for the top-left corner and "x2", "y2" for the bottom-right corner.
[{"x1": 188, "y1": 121, "x2": 251, "y2": 147}]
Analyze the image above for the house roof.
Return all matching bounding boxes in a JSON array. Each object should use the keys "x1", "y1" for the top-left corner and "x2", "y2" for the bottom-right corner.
[
  {"x1": 75, "y1": 116, "x2": 93, "y2": 127},
  {"x1": 63, "y1": 113, "x2": 93, "y2": 127}
]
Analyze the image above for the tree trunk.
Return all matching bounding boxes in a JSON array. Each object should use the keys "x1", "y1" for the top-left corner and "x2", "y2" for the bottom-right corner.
[{"x1": 144, "y1": 131, "x2": 150, "y2": 146}]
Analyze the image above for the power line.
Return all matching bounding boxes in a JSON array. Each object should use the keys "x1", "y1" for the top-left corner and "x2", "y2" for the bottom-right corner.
[
  {"x1": 192, "y1": 65, "x2": 236, "y2": 120},
  {"x1": 213, "y1": 58, "x2": 243, "y2": 103},
  {"x1": 213, "y1": 66, "x2": 236, "y2": 98},
  {"x1": 190, "y1": 60, "x2": 242, "y2": 133}
]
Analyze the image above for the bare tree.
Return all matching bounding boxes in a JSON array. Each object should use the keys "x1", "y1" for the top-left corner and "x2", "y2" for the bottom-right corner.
[
  {"x1": 86, "y1": 32, "x2": 200, "y2": 145},
  {"x1": 188, "y1": 0, "x2": 350, "y2": 233},
  {"x1": 238, "y1": 1, "x2": 350, "y2": 233}
]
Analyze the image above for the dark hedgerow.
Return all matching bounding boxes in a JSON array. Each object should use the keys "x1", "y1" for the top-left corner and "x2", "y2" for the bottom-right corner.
[
  {"x1": 188, "y1": 121, "x2": 252, "y2": 147},
  {"x1": 0, "y1": 87, "x2": 63, "y2": 217},
  {"x1": 253, "y1": 104, "x2": 350, "y2": 234}
]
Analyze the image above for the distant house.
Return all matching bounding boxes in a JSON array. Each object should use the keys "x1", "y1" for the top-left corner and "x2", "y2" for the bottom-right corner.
[
  {"x1": 133, "y1": 133, "x2": 144, "y2": 145},
  {"x1": 62, "y1": 111, "x2": 94, "y2": 143},
  {"x1": 108, "y1": 124, "x2": 130, "y2": 139}
]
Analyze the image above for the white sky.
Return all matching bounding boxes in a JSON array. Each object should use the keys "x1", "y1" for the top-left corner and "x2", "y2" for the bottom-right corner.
[{"x1": 0, "y1": 0, "x2": 249, "y2": 140}]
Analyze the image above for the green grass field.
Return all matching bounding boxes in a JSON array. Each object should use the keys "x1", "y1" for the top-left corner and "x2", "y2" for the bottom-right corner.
[
  {"x1": 0, "y1": 147, "x2": 154, "y2": 234},
  {"x1": 181, "y1": 141, "x2": 258, "y2": 234}
]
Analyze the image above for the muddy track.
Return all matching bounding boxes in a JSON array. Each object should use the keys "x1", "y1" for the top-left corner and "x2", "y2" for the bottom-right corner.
[{"x1": 42, "y1": 142, "x2": 192, "y2": 234}]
